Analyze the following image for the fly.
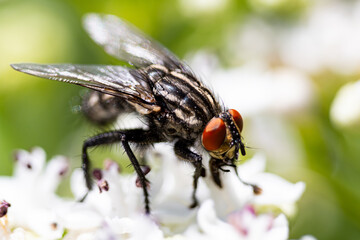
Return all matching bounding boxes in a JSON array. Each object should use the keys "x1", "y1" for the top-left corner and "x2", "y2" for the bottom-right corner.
[{"x1": 11, "y1": 13, "x2": 261, "y2": 214}]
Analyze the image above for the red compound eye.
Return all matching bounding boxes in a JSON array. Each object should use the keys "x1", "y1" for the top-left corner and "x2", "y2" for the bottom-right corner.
[
  {"x1": 229, "y1": 109, "x2": 243, "y2": 132},
  {"x1": 202, "y1": 118, "x2": 226, "y2": 151}
]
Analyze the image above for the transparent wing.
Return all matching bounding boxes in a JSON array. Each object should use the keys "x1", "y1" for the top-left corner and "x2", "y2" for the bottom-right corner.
[
  {"x1": 11, "y1": 63, "x2": 159, "y2": 111},
  {"x1": 83, "y1": 13, "x2": 191, "y2": 72}
]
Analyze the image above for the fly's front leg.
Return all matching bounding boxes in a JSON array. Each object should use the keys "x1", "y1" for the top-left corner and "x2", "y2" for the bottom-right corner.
[
  {"x1": 82, "y1": 129, "x2": 162, "y2": 214},
  {"x1": 232, "y1": 165, "x2": 262, "y2": 195},
  {"x1": 174, "y1": 140, "x2": 205, "y2": 209}
]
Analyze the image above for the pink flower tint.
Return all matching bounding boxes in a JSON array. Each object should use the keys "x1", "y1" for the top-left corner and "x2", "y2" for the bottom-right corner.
[
  {"x1": 227, "y1": 205, "x2": 274, "y2": 237},
  {"x1": 104, "y1": 159, "x2": 121, "y2": 172}
]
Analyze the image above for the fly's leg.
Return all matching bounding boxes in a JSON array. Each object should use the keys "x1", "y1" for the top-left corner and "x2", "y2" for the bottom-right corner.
[
  {"x1": 232, "y1": 165, "x2": 262, "y2": 195},
  {"x1": 209, "y1": 157, "x2": 223, "y2": 188},
  {"x1": 174, "y1": 140, "x2": 205, "y2": 209},
  {"x1": 209, "y1": 159, "x2": 262, "y2": 195},
  {"x1": 82, "y1": 129, "x2": 162, "y2": 214}
]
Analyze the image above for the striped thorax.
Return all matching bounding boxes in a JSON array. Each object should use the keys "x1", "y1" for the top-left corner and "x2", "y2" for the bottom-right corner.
[{"x1": 145, "y1": 65, "x2": 221, "y2": 140}]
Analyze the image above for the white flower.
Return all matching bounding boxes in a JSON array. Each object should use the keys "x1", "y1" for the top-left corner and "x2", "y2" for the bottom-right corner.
[
  {"x1": 0, "y1": 146, "x2": 309, "y2": 240},
  {"x1": 280, "y1": 1, "x2": 360, "y2": 75},
  {"x1": 204, "y1": 153, "x2": 305, "y2": 217},
  {"x1": 227, "y1": 18, "x2": 280, "y2": 66},
  {"x1": 0, "y1": 147, "x2": 69, "y2": 239},
  {"x1": 184, "y1": 200, "x2": 289, "y2": 240},
  {"x1": 330, "y1": 80, "x2": 360, "y2": 131},
  {"x1": 184, "y1": 200, "x2": 240, "y2": 240},
  {"x1": 226, "y1": 1, "x2": 360, "y2": 75},
  {"x1": 249, "y1": 0, "x2": 304, "y2": 11},
  {"x1": 212, "y1": 63, "x2": 313, "y2": 117},
  {"x1": 178, "y1": 0, "x2": 229, "y2": 16},
  {"x1": 299, "y1": 235, "x2": 317, "y2": 240},
  {"x1": 188, "y1": 52, "x2": 314, "y2": 118},
  {"x1": 95, "y1": 216, "x2": 164, "y2": 240},
  {"x1": 67, "y1": 143, "x2": 206, "y2": 235}
]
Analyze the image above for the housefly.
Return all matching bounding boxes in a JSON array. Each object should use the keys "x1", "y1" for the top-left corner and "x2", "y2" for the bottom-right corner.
[{"x1": 11, "y1": 14, "x2": 260, "y2": 214}]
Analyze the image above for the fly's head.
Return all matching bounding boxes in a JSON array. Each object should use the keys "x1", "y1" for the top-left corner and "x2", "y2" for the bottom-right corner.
[{"x1": 201, "y1": 109, "x2": 245, "y2": 188}]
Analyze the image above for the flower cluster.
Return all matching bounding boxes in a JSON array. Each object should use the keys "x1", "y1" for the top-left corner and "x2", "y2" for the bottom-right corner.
[
  {"x1": 330, "y1": 80, "x2": 360, "y2": 131},
  {"x1": 228, "y1": 0, "x2": 360, "y2": 76},
  {"x1": 0, "y1": 145, "x2": 308, "y2": 239}
]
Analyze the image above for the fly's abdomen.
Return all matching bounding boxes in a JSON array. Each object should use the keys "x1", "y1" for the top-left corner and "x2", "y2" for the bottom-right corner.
[{"x1": 82, "y1": 91, "x2": 129, "y2": 125}]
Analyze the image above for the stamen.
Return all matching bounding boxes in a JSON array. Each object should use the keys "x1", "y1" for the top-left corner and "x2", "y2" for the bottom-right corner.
[
  {"x1": 59, "y1": 163, "x2": 69, "y2": 176},
  {"x1": 97, "y1": 179, "x2": 109, "y2": 193},
  {"x1": 92, "y1": 169, "x2": 110, "y2": 193},
  {"x1": 0, "y1": 201, "x2": 11, "y2": 218},
  {"x1": 51, "y1": 222, "x2": 58, "y2": 230},
  {"x1": 252, "y1": 185, "x2": 263, "y2": 195},
  {"x1": 92, "y1": 169, "x2": 103, "y2": 180}
]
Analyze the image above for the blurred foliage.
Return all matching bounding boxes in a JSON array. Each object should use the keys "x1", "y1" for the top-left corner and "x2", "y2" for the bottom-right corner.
[{"x1": 1, "y1": 0, "x2": 360, "y2": 239}]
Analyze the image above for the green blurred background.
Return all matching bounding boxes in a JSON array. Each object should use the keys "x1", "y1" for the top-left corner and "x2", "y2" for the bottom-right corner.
[{"x1": 1, "y1": 0, "x2": 360, "y2": 239}]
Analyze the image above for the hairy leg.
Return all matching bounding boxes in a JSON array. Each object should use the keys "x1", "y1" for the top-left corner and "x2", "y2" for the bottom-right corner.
[
  {"x1": 82, "y1": 129, "x2": 163, "y2": 214},
  {"x1": 174, "y1": 140, "x2": 205, "y2": 208}
]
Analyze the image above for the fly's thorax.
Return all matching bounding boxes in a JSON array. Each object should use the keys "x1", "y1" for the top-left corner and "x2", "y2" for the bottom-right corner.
[
  {"x1": 145, "y1": 65, "x2": 220, "y2": 137},
  {"x1": 145, "y1": 64, "x2": 169, "y2": 82},
  {"x1": 151, "y1": 110, "x2": 203, "y2": 141}
]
